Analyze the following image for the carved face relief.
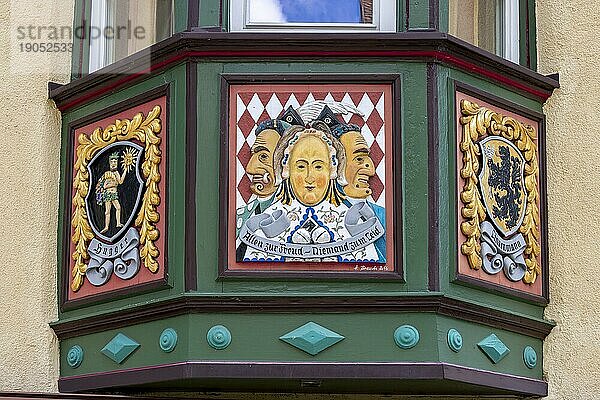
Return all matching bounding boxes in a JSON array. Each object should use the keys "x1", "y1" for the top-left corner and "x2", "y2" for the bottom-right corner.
[
  {"x1": 289, "y1": 135, "x2": 331, "y2": 206},
  {"x1": 247, "y1": 129, "x2": 280, "y2": 197},
  {"x1": 340, "y1": 131, "x2": 375, "y2": 198}
]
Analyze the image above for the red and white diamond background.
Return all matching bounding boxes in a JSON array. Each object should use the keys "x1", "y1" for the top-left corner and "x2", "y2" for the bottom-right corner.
[{"x1": 233, "y1": 87, "x2": 388, "y2": 209}]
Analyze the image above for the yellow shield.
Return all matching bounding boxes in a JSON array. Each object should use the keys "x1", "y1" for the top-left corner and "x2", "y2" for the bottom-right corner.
[{"x1": 478, "y1": 136, "x2": 527, "y2": 237}]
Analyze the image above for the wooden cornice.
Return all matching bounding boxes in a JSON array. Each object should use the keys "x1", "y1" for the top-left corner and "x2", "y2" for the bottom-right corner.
[
  {"x1": 49, "y1": 31, "x2": 559, "y2": 111},
  {"x1": 50, "y1": 294, "x2": 554, "y2": 340}
]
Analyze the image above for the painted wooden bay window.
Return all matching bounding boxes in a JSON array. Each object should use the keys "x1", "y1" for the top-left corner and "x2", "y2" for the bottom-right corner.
[{"x1": 51, "y1": 0, "x2": 558, "y2": 396}]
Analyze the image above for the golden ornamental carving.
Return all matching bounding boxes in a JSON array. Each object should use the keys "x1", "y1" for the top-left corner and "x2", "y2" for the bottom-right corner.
[
  {"x1": 458, "y1": 99, "x2": 541, "y2": 284},
  {"x1": 70, "y1": 106, "x2": 162, "y2": 292}
]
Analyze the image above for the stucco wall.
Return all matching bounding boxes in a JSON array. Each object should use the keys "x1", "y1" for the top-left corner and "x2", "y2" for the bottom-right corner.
[
  {"x1": 537, "y1": 0, "x2": 600, "y2": 399},
  {"x1": 0, "y1": 0, "x2": 72, "y2": 392}
]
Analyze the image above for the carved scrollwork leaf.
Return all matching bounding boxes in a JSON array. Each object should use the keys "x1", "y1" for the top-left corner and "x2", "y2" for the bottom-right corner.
[{"x1": 70, "y1": 106, "x2": 163, "y2": 292}]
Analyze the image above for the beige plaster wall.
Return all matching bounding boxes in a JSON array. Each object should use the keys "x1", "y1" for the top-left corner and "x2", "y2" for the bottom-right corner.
[
  {"x1": 537, "y1": 0, "x2": 600, "y2": 399},
  {"x1": 0, "y1": 0, "x2": 72, "y2": 392}
]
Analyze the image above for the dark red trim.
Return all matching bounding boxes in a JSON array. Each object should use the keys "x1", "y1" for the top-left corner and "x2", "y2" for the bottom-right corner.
[
  {"x1": 58, "y1": 361, "x2": 548, "y2": 396},
  {"x1": 54, "y1": 41, "x2": 558, "y2": 112}
]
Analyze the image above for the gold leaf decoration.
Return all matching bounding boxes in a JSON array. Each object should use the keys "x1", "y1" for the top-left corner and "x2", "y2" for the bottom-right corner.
[
  {"x1": 458, "y1": 99, "x2": 541, "y2": 284},
  {"x1": 70, "y1": 106, "x2": 162, "y2": 292}
]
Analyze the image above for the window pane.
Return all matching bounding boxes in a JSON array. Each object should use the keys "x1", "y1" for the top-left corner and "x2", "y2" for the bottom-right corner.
[
  {"x1": 448, "y1": 0, "x2": 519, "y2": 63},
  {"x1": 248, "y1": 0, "x2": 373, "y2": 24},
  {"x1": 89, "y1": 0, "x2": 173, "y2": 72},
  {"x1": 448, "y1": 0, "x2": 497, "y2": 54}
]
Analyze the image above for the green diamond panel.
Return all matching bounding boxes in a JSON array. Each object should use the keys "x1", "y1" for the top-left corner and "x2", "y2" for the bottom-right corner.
[
  {"x1": 101, "y1": 333, "x2": 140, "y2": 364},
  {"x1": 279, "y1": 322, "x2": 344, "y2": 356}
]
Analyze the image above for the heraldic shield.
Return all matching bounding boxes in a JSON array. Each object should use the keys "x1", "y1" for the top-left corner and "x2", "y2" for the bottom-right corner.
[
  {"x1": 478, "y1": 136, "x2": 527, "y2": 238},
  {"x1": 85, "y1": 141, "x2": 145, "y2": 243}
]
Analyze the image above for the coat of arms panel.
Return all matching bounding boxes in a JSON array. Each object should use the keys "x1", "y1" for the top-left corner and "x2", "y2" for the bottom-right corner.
[
  {"x1": 226, "y1": 83, "x2": 396, "y2": 273},
  {"x1": 456, "y1": 91, "x2": 545, "y2": 297},
  {"x1": 66, "y1": 96, "x2": 167, "y2": 301}
]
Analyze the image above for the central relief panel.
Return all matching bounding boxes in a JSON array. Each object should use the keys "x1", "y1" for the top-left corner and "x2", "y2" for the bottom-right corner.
[{"x1": 222, "y1": 81, "x2": 399, "y2": 276}]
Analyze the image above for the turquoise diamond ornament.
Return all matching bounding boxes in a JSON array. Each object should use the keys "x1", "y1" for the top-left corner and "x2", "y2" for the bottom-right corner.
[
  {"x1": 477, "y1": 333, "x2": 510, "y2": 363},
  {"x1": 280, "y1": 322, "x2": 344, "y2": 355},
  {"x1": 101, "y1": 333, "x2": 140, "y2": 364}
]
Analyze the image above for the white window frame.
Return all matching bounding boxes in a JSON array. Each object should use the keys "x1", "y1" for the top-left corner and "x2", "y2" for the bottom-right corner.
[
  {"x1": 499, "y1": 0, "x2": 520, "y2": 64},
  {"x1": 230, "y1": 0, "x2": 396, "y2": 33},
  {"x1": 89, "y1": 0, "x2": 110, "y2": 73}
]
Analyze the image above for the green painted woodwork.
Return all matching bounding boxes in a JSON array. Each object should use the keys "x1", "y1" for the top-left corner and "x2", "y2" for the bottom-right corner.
[
  {"x1": 394, "y1": 325, "x2": 420, "y2": 349},
  {"x1": 56, "y1": 59, "x2": 549, "y2": 321},
  {"x1": 194, "y1": 61, "x2": 429, "y2": 295},
  {"x1": 523, "y1": 345, "x2": 537, "y2": 369},
  {"x1": 159, "y1": 328, "x2": 178, "y2": 352},
  {"x1": 447, "y1": 328, "x2": 463, "y2": 352},
  {"x1": 198, "y1": 0, "x2": 222, "y2": 29},
  {"x1": 221, "y1": 0, "x2": 230, "y2": 31},
  {"x1": 279, "y1": 322, "x2": 345, "y2": 355},
  {"x1": 58, "y1": 64, "x2": 188, "y2": 319},
  {"x1": 59, "y1": 313, "x2": 543, "y2": 380},
  {"x1": 206, "y1": 325, "x2": 232, "y2": 350},
  {"x1": 174, "y1": 0, "x2": 189, "y2": 32},
  {"x1": 527, "y1": 0, "x2": 538, "y2": 70},
  {"x1": 438, "y1": 0, "x2": 449, "y2": 33},
  {"x1": 397, "y1": 0, "x2": 407, "y2": 31},
  {"x1": 56, "y1": 50, "x2": 551, "y2": 392},
  {"x1": 70, "y1": 0, "x2": 89, "y2": 79},
  {"x1": 477, "y1": 333, "x2": 510, "y2": 364},
  {"x1": 407, "y1": 0, "x2": 430, "y2": 30},
  {"x1": 66, "y1": 345, "x2": 84, "y2": 368},
  {"x1": 434, "y1": 67, "x2": 545, "y2": 319},
  {"x1": 436, "y1": 315, "x2": 542, "y2": 378},
  {"x1": 101, "y1": 333, "x2": 141, "y2": 364}
]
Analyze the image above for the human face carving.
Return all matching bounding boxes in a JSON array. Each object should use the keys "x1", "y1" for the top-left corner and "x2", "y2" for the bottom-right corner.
[
  {"x1": 340, "y1": 131, "x2": 375, "y2": 198},
  {"x1": 109, "y1": 158, "x2": 119, "y2": 171},
  {"x1": 289, "y1": 135, "x2": 331, "y2": 206},
  {"x1": 247, "y1": 129, "x2": 280, "y2": 197}
]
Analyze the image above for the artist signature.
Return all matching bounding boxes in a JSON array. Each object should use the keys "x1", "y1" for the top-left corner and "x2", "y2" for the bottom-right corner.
[{"x1": 354, "y1": 265, "x2": 389, "y2": 271}]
